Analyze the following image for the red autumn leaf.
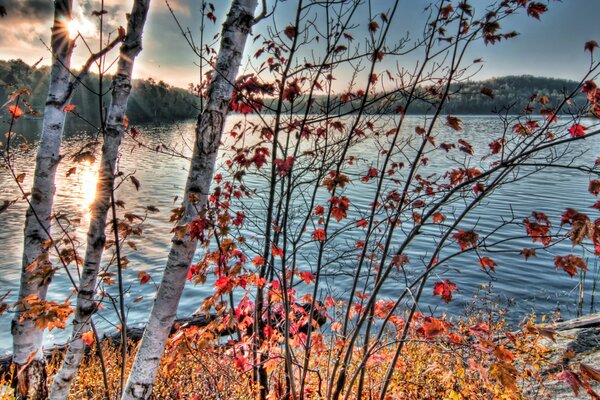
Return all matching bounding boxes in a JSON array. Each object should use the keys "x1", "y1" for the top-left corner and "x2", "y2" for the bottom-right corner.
[
  {"x1": 274, "y1": 156, "x2": 295, "y2": 176},
  {"x1": 524, "y1": 212, "x2": 552, "y2": 245},
  {"x1": 479, "y1": 256, "x2": 497, "y2": 272},
  {"x1": 8, "y1": 105, "x2": 24, "y2": 119},
  {"x1": 584, "y1": 40, "x2": 599, "y2": 54},
  {"x1": 313, "y1": 205, "x2": 325, "y2": 216},
  {"x1": 330, "y1": 196, "x2": 350, "y2": 222},
  {"x1": 368, "y1": 20, "x2": 379, "y2": 32},
  {"x1": 555, "y1": 255, "x2": 587, "y2": 277},
  {"x1": 271, "y1": 245, "x2": 283, "y2": 258},
  {"x1": 433, "y1": 280, "x2": 458, "y2": 303},
  {"x1": 312, "y1": 228, "x2": 326, "y2": 242},
  {"x1": 440, "y1": 142, "x2": 455, "y2": 152},
  {"x1": 569, "y1": 124, "x2": 587, "y2": 138},
  {"x1": 63, "y1": 104, "x2": 76, "y2": 112},
  {"x1": 589, "y1": 180, "x2": 600, "y2": 196},
  {"x1": 488, "y1": 138, "x2": 504, "y2": 154},
  {"x1": 356, "y1": 219, "x2": 368, "y2": 228},
  {"x1": 473, "y1": 182, "x2": 485, "y2": 195},
  {"x1": 527, "y1": 2, "x2": 547, "y2": 20},
  {"x1": 300, "y1": 271, "x2": 315, "y2": 284},
  {"x1": 446, "y1": 115, "x2": 463, "y2": 131},
  {"x1": 361, "y1": 167, "x2": 378, "y2": 182},
  {"x1": 520, "y1": 248, "x2": 537, "y2": 261},
  {"x1": 421, "y1": 317, "x2": 445, "y2": 337},
  {"x1": 458, "y1": 138, "x2": 474, "y2": 155},
  {"x1": 284, "y1": 25, "x2": 297, "y2": 40},
  {"x1": 481, "y1": 87, "x2": 495, "y2": 99},
  {"x1": 556, "y1": 370, "x2": 583, "y2": 397},
  {"x1": 215, "y1": 275, "x2": 233, "y2": 294},
  {"x1": 440, "y1": 4, "x2": 453, "y2": 18},
  {"x1": 137, "y1": 271, "x2": 151, "y2": 285},
  {"x1": 282, "y1": 80, "x2": 301, "y2": 102},
  {"x1": 234, "y1": 354, "x2": 247, "y2": 371},
  {"x1": 82, "y1": 330, "x2": 95, "y2": 347},
  {"x1": 469, "y1": 322, "x2": 489, "y2": 336},
  {"x1": 452, "y1": 230, "x2": 478, "y2": 251},
  {"x1": 186, "y1": 264, "x2": 199, "y2": 281},
  {"x1": 252, "y1": 256, "x2": 265, "y2": 267}
]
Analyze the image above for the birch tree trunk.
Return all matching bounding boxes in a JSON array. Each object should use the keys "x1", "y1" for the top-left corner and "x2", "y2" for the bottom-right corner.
[
  {"x1": 122, "y1": 1, "x2": 258, "y2": 398},
  {"x1": 49, "y1": 2, "x2": 151, "y2": 398},
  {"x1": 11, "y1": 1, "x2": 73, "y2": 398}
]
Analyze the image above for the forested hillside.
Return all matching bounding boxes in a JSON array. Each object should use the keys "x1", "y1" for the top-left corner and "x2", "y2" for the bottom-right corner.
[
  {"x1": 268, "y1": 75, "x2": 585, "y2": 115},
  {"x1": 0, "y1": 59, "x2": 586, "y2": 119},
  {"x1": 0, "y1": 59, "x2": 198, "y2": 123}
]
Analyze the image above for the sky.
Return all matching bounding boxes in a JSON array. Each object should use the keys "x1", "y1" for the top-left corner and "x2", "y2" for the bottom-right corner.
[{"x1": 0, "y1": 0, "x2": 598, "y2": 89}]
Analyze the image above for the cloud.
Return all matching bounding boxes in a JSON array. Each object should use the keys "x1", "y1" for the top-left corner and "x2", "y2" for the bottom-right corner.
[{"x1": 0, "y1": 0, "x2": 53, "y2": 21}]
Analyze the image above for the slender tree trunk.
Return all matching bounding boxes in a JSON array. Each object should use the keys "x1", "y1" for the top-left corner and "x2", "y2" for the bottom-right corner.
[
  {"x1": 49, "y1": 2, "x2": 151, "y2": 398},
  {"x1": 122, "y1": 1, "x2": 258, "y2": 398},
  {"x1": 11, "y1": 2, "x2": 73, "y2": 398}
]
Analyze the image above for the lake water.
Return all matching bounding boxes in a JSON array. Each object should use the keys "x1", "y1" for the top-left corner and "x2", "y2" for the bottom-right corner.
[{"x1": 0, "y1": 115, "x2": 598, "y2": 353}]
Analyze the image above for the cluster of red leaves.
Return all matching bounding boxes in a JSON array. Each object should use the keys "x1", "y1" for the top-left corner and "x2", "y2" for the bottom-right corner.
[
  {"x1": 582, "y1": 80, "x2": 600, "y2": 118},
  {"x1": 230, "y1": 76, "x2": 274, "y2": 115},
  {"x1": 452, "y1": 230, "x2": 479, "y2": 251},
  {"x1": 322, "y1": 171, "x2": 350, "y2": 191},
  {"x1": 447, "y1": 167, "x2": 481, "y2": 186},
  {"x1": 523, "y1": 211, "x2": 552, "y2": 246},
  {"x1": 329, "y1": 196, "x2": 350, "y2": 222},
  {"x1": 189, "y1": 216, "x2": 210, "y2": 242},
  {"x1": 554, "y1": 255, "x2": 587, "y2": 278}
]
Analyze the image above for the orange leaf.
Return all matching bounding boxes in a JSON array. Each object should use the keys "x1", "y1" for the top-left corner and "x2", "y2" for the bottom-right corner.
[
  {"x1": 433, "y1": 280, "x2": 457, "y2": 303},
  {"x1": 8, "y1": 105, "x2": 24, "y2": 119},
  {"x1": 82, "y1": 330, "x2": 95, "y2": 346},
  {"x1": 479, "y1": 256, "x2": 496, "y2": 272},
  {"x1": 494, "y1": 345, "x2": 515, "y2": 363},
  {"x1": 420, "y1": 317, "x2": 445, "y2": 337}
]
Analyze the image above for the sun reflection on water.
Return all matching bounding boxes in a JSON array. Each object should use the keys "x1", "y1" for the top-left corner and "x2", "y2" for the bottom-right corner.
[{"x1": 79, "y1": 163, "x2": 97, "y2": 215}]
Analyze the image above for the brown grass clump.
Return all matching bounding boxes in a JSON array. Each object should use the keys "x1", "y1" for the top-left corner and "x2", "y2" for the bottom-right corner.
[{"x1": 0, "y1": 314, "x2": 557, "y2": 399}]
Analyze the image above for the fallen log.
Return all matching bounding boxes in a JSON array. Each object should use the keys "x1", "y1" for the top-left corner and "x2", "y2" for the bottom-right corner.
[{"x1": 545, "y1": 312, "x2": 600, "y2": 331}]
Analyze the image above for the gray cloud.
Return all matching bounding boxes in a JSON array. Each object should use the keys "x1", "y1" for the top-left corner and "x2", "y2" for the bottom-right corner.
[{"x1": 0, "y1": 0, "x2": 53, "y2": 21}]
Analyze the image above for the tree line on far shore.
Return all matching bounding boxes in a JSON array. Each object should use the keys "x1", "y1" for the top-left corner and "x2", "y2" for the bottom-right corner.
[{"x1": 1, "y1": 58, "x2": 585, "y2": 122}]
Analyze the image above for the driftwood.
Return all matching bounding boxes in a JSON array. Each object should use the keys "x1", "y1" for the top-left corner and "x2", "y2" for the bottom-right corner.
[{"x1": 545, "y1": 312, "x2": 600, "y2": 331}]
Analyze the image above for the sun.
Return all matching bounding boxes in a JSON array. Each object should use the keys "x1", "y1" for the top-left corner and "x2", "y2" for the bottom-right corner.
[
  {"x1": 67, "y1": 20, "x2": 81, "y2": 40},
  {"x1": 67, "y1": 10, "x2": 96, "y2": 40}
]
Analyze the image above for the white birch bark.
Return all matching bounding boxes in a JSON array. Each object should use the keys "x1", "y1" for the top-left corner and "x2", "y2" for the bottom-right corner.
[
  {"x1": 48, "y1": 2, "x2": 151, "y2": 398},
  {"x1": 122, "y1": 1, "x2": 258, "y2": 398},
  {"x1": 11, "y1": 1, "x2": 73, "y2": 398}
]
